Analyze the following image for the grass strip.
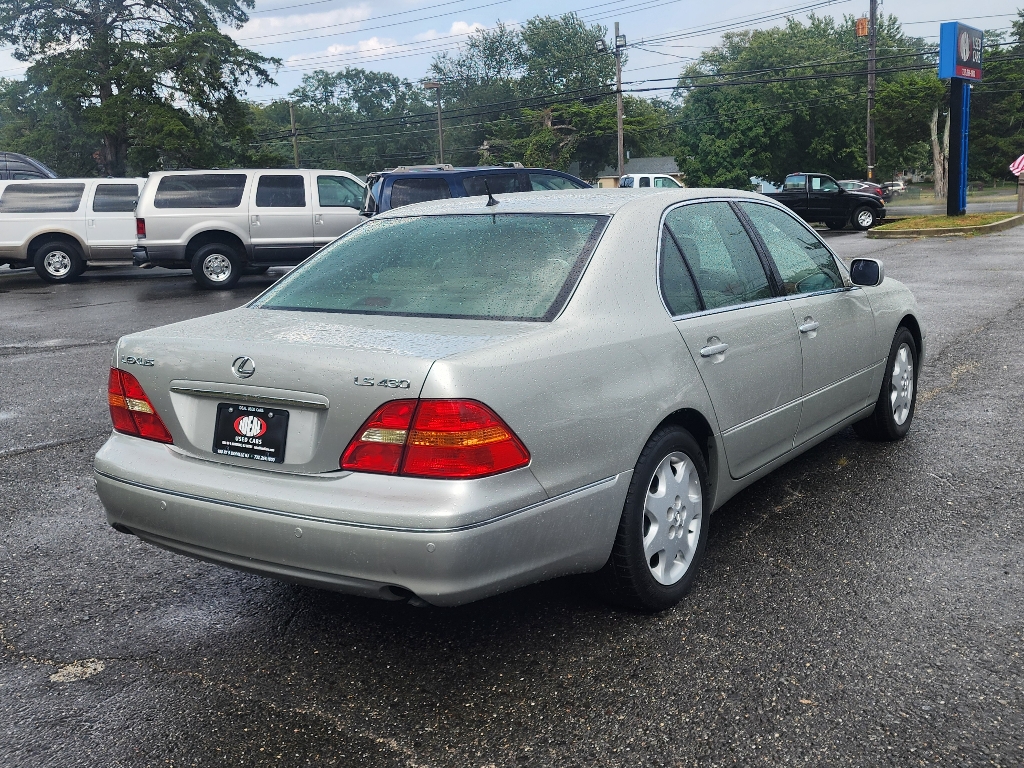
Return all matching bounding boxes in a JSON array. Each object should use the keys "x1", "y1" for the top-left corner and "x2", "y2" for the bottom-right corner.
[{"x1": 875, "y1": 213, "x2": 1017, "y2": 231}]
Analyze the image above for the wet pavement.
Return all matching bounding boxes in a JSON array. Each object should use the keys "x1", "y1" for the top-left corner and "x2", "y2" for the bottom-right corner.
[{"x1": 2, "y1": 229, "x2": 1023, "y2": 767}]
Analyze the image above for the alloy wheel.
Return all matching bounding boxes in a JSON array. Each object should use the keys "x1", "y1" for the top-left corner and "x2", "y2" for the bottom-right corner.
[
  {"x1": 202, "y1": 253, "x2": 233, "y2": 283},
  {"x1": 857, "y1": 209, "x2": 875, "y2": 228},
  {"x1": 890, "y1": 342, "x2": 914, "y2": 425},
  {"x1": 43, "y1": 250, "x2": 72, "y2": 278}
]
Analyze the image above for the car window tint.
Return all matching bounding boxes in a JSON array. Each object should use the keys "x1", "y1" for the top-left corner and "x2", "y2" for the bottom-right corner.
[
  {"x1": 255, "y1": 214, "x2": 607, "y2": 321},
  {"x1": 93, "y1": 183, "x2": 139, "y2": 212},
  {"x1": 660, "y1": 226, "x2": 702, "y2": 316},
  {"x1": 783, "y1": 174, "x2": 806, "y2": 191},
  {"x1": 154, "y1": 174, "x2": 247, "y2": 208},
  {"x1": 739, "y1": 202, "x2": 842, "y2": 294},
  {"x1": 811, "y1": 176, "x2": 839, "y2": 193},
  {"x1": 530, "y1": 173, "x2": 585, "y2": 191},
  {"x1": 463, "y1": 174, "x2": 520, "y2": 196},
  {"x1": 0, "y1": 183, "x2": 85, "y2": 213},
  {"x1": 638, "y1": 176, "x2": 651, "y2": 187},
  {"x1": 389, "y1": 178, "x2": 452, "y2": 209},
  {"x1": 317, "y1": 175, "x2": 363, "y2": 208},
  {"x1": 11, "y1": 172, "x2": 47, "y2": 180},
  {"x1": 664, "y1": 202, "x2": 771, "y2": 311},
  {"x1": 256, "y1": 174, "x2": 306, "y2": 208},
  {"x1": 619, "y1": 176, "x2": 634, "y2": 188},
  {"x1": 654, "y1": 177, "x2": 680, "y2": 188}
]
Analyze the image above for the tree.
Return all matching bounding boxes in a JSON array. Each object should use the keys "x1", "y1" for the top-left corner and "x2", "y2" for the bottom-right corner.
[{"x1": 0, "y1": 0, "x2": 276, "y2": 175}]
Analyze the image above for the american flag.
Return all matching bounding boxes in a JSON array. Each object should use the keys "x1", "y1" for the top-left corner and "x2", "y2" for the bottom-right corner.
[{"x1": 1011, "y1": 153, "x2": 1024, "y2": 177}]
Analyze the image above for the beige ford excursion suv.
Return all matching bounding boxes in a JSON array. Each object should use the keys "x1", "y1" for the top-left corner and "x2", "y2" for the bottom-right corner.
[{"x1": 131, "y1": 169, "x2": 366, "y2": 289}]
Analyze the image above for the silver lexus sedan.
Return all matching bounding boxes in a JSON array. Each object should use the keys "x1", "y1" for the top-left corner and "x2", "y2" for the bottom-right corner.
[{"x1": 95, "y1": 189, "x2": 923, "y2": 611}]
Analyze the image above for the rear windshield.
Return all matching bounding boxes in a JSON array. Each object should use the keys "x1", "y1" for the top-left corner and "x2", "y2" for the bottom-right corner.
[
  {"x1": 0, "y1": 183, "x2": 85, "y2": 213},
  {"x1": 253, "y1": 214, "x2": 608, "y2": 321},
  {"x1": 154, "y1": 174, "x2": 247, "y2": 208}
]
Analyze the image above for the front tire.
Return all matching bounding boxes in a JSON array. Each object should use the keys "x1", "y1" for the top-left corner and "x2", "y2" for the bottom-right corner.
[
  {"x1": 601, "y1": 426, "x2": 710, "y2": 611},
  {"x1": 34, "y1": 240, "x2": 85, "y2": 283},
  {"x1": 854, "y1": 326, "x2": 918, "y2": 441},
  {"x1": 852, "y1": 206, "x2": 877, "y2": 231},
  {"x1": 191, "y1": 243, "x2": 241, "y2": 290}
]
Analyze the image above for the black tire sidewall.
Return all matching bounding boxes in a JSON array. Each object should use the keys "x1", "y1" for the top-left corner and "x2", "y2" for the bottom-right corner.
[
  {"x1": 875, "y1": 327, "x2": 918, "y2": 440},
  {"x1": 852, "y1": 206, "x2": 876, "y2": 231},
  {"x1": 191, "y1": 244, "x2": 241, "y2": 290},
  {"x1": 33, "y1": 240, "x2": 84, "y2": 283},
  {"x1": 825, "y1": 219, "x2": 847, "y2": 230}
]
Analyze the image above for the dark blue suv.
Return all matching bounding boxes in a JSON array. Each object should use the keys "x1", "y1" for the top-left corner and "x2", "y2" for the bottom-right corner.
[{"x1": 362, "y1": 164, "x2": 590, "y2": 215}]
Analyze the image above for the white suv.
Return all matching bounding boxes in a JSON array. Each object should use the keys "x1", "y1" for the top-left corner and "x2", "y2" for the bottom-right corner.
[
  {"x1": 617, "y1": 173, "x2": 683, "y2": 189},
  {"x1": 132, "y1": 169, "x2": 366, "y2": 289},
  {"x1": 0, "y1": 178, "x2": 143, "y2": 283}
]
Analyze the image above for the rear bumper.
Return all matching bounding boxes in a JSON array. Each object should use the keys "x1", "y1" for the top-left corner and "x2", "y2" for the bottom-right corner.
[
  {"x1": 94, "y1": 434, "x2": 627, "y2": 606},
  {"x1": 132, "y1": 244, "x2": 188, "y2": 268}
]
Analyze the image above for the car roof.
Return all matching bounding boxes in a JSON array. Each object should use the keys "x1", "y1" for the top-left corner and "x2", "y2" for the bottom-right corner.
[
  {"x1": 376, "y1": 187, "x2": 767, "y2": 218},
  {"x1": 376, "y1": 166, "x2": 573, "y2": 176}
]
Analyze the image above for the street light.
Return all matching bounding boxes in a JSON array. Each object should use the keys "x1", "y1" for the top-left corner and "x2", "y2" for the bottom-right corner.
[{"x1": 422, "y1": 80, "x2": 444, "y2": 164}]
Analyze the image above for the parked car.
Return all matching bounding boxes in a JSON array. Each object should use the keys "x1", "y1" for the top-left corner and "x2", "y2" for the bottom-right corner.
[
  {"x1": 618, "y1": 173, "x2": 683, "y2": 188},
  {"x1": 95, "y1": 188, "x2": 923, "y2": 611},
  {"x1": 838, "y1": 179, "x2": 891, "y2": 202},
  {"x1": 131, "y1": 169, "x2": 366, "y2": 289},
  {"x1": 361, "y1": 164, "x2": 589, "y2": 215},
  {"x1": 765, "y1": 173, "x2": 886, "y2": 230},
  {"x1": 0, "y1": 177, "x2": 144, "y2": 282},
  {"x1": 0, "y1": 151, "x2": 58, "y2": 180}
]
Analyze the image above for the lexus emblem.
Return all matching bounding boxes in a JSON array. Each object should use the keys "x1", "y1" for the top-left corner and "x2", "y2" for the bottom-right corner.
[{"x1": 231, "y1": 356, "x2": 256, "y2": 379}]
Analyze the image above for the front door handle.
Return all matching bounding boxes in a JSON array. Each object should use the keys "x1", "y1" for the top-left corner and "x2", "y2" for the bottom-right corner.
[
  {"x1": 799, "y1": 320, "x2": 820, "y2": 333},
  {"x1": 700, "y1": 342, "x2": 729, "y2": 357}
]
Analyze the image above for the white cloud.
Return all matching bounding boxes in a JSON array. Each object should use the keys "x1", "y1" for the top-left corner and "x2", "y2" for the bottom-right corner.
[
  {"x1": 232, "y1": 3, "x2": 372, "y2": 41},
  {"x1": 414, "y1": 20, "x2": 486, "y2": 42},
  {"x1": 284, "y1": 35, "x2": 401, "y2": 67}
]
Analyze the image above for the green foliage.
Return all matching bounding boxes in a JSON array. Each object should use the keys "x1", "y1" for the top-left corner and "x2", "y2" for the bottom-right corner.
[{"x1": 967, "y1": 19, "x2": 1024, "y2": 181}]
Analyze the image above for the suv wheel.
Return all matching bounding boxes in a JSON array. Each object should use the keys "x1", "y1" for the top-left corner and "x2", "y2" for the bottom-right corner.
[
  {"x1": 852, "y1": 206, "x2": 877, "y2": 231},
  {"x1": 191, "y1": 244, "x2": 241, "y2": 290},
  {"x1": 34, "y1": 240, "x2": 85, "y2": 283},
  {"x1": 825, "y1": 218, "x2": 847, "y2": 230}
]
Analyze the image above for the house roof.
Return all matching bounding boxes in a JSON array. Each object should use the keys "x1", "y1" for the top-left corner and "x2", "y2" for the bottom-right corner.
[{"x1": 575, "y1": 156, "x2": 680, "y2": 179}]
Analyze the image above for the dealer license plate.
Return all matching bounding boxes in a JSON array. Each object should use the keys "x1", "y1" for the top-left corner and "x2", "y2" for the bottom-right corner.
[{"x1": 213, "y1": 403, "x2": 289, "y2": 464}]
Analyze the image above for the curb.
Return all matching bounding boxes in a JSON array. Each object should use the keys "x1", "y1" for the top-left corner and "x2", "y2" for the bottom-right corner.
[{"x1": 868, "y1": 213, "x2": 1024, "y2": 239}]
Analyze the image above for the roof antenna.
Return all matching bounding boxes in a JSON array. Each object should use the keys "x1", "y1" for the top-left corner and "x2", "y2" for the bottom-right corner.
[{"x1": 483, "y1": 179, "x2": 500, "y2": 207}]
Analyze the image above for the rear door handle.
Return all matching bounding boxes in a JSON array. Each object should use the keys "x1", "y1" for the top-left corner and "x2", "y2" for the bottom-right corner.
[
  {"x1": 250, "y1": 215, "x2": 260, "y2": 225},
  {"x1": 315, "y1": 214, "x2": 323, "y2": 225},
  {"x1": 700, "y1": 342, "x2": 729, "y2": 357},
  {"x1": 799, "y1": 321, "x2": 820, "y2": 333}
]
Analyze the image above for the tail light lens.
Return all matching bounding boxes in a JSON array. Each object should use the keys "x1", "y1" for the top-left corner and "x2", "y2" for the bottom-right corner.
[
  {"x1": 341, "y1": 399, "x2": 530, "y2": 479},
  {"x1": 108, "y1": 368, "x2": 173, "y2": 444},
  {"x1": 136, "y1": 218, "x2": 146, "y2": 238}
]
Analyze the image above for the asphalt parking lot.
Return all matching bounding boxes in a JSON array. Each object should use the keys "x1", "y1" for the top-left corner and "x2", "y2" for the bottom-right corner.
[{"x1": 2, "y1": 228, "x2": 1023, "y2": 767}]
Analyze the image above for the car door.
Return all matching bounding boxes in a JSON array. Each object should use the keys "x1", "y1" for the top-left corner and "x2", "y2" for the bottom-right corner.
[
  {"x1": 664, "y1": 201, "x2": 803, "y2": 479},
  {"x1": 312, "y1": 173, "x2": 363, "y2": 247},
  {"x1": 249, "y1": 171, "x2": 315, "y2": 263},
  {"x1": 737, "y1": 202, "x2": 879, "y2": 445},
  {"x1": 86, "y1": 180, "x2": 140, "y2": 261},
  {"x1": 806, "y1": 175, "x2": 841, "y2": 221},
  {"x1": 774, "y1": 174, "x2": 808, "y2": 216}
]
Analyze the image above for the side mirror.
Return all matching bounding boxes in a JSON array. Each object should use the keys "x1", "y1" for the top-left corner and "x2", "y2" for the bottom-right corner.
[{"x1": 850, "y1": 258, "x2": 884, "y2": 287}]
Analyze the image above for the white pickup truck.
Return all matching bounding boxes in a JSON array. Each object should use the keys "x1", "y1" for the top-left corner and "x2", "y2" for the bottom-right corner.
[{"x1": 0, "y1": 178, "x2": 143, "y2": 283}]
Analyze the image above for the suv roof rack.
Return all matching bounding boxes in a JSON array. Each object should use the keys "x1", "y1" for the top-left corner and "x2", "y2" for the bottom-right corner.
[{"x1": 390, "y1": 164, "x2": 456, "y2": 172}]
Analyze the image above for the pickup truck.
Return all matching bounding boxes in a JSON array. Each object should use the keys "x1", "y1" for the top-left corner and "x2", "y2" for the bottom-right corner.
[{"x1": 764, "y1": 172, "x2": 885, "y2": 231}]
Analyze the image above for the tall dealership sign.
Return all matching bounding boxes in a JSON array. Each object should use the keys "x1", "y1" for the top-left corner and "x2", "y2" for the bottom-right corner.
[{"x1": 939, "y1": 22, "x2": 983, "y2": 216}]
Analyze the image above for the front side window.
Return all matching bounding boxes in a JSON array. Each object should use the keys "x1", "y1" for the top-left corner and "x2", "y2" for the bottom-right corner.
[
  {"x1": 93, "y1": 183, "x2": 139, "y2": 212},
  {"x1": 0, "y1": 183, "x2": 85, "y2": 213},
  {"x1": 317, "y1": 175, "x2": 363, "y2": 208},
  {"x1": 810, "y1": 176, "x2": 839, "y2": 193},
  {"x1": 530, "y1": 173, "x2": 586, "y2": 191},
  {"x1": 463, "y1": 174, "x2": 521, "y2": 196},
  {"x1": 254, "y1": 213, "x2": 608, "y2": 321},
  {"x1": 659, "y1": 226, "x2": 702, "y2": 316},
  {"x1": 154, "y1": 174, "x2": 247, "y2": 209},
  {"x1": 739, "y1": 203, "x2": 842, "y2": 294},
  {"x1": 664, "y1": 202, "x2": 772, "y2": 311},
  {"x1": 388, "y1": 178, "x2": 452, "y2": 209},
  {"x1": 256, "y1": 175, "x2": 306, "y2": 208},
  {"x1": 783, "y1": 174, "x2": 806, "y2": 191},
  {"x1": 654, "y1": 176, "x2": 681, "y2": 188}
]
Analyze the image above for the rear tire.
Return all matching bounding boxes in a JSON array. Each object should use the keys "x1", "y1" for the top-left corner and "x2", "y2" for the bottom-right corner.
[
  {"x1": 33, "y1": 240, "x2": 85, "y2": 283},
  {"x1": 191, "y1": 243, "x2": 241, "y2": 290},
  {"x1": 853, "y1": 326, "x2": 918, "y2": 441},
  {"x1": 851, "y1": 206, "x2": 877, "y2": 231},
  {"x1": 825, "y1": 218, "x2": 847, "y2": 230},
  {"x1": 600, "y1": 426, "x2": 710, "y2": 612}
]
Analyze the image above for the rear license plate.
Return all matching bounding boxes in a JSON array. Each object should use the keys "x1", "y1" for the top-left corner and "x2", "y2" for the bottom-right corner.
[{"x1": 213, "y1": 403, "x2": 289, "y2": 464}]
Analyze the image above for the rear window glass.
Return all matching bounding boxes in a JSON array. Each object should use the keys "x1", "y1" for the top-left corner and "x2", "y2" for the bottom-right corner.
[
  {"x1": 93, "y1": 183, "x2": 139, "y2": 212},
  {"x1": 783, "y1": 175, "x2": 806, "y2": 191},
  {"x1": 154, "y1": 174, "x2": 247, "y2": 209},
  {"x1": 254, "y1": 214, "x2": 608, "y2": 321},
  {"x1": 256, "y1": 174, "x2": 305, "y2": 207},
  {"x1": 388, "y1": 178, "x2": 451, "y2": 209},
  {"x1": 463, "y1": 174, "x2": 520, "y2": 196},
  {"x1": 0, "y1": 183, "x2": 85, "y2": 213}
]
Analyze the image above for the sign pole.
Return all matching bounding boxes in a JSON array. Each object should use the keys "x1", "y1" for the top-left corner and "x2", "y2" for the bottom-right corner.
[
  {"x1": 1017, "y1": 178, "x2": 1023, "y2": 214},
  {"x1": 946, "y1": 80, "x2": 970, "y2": 216}
]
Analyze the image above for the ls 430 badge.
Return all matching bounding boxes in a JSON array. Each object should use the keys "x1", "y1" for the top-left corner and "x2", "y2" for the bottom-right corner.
[{"x1": 354, "y1": 377, "x2": 411, "y2": 389}]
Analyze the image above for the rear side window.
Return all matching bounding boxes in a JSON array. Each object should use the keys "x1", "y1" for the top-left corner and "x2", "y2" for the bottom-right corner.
[
  {"x1": 463, "y1": 174, "x2": 520, "y2": 196},
  {"x1": 317, "y1": 175, "x2": 363, "y2": 208},
  {"x1": 256, "y1": 175, "x2": 306, "y2": 208},
  {"x1": 154, "y1": 174, "x2": 247, "y2": 209},
  {"x1": 93, "y1": 183, "x2": 139, "y2": 212},
  {"x1": 664, "y1": 202, "x2": 771, "y2": 311},
  {"x1": 638, "y1": 177, "x2": 651, "y2": 188},
  {"x1": 254, "y1": 213, "x2": 608, "y2": 321},
  {"x1": 530, "y1": 173, "x2": 586, "y2": 191},
  {"x1": 739, "y1": 203, "x2": 842, "y2": 294},
  {"x1": 0, "y1": 183, "x2": 85, "y2": 213},
  {"x1": 389, "y1": 178, "x2": 452, "y2": 209},
  {"x1": 659, "y1": 226, "x2": 702, "y2": 316}
]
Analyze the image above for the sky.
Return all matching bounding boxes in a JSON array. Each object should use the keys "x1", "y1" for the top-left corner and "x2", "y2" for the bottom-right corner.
[{"x1": 0, "y1": 0, "x2": 1018, "y2": 102}]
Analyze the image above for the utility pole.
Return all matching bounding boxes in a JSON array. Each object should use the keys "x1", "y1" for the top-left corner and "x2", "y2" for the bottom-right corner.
[
  {"x1": 289, "y1": 101, "x2": 300, "y2": 169},
  {"x1": 866, "y1": 0, "x2": 877, "y2": 180},
  {"x1": 423, "y1": 81, "x2": 444, "y2": 164},
  {"x1": 615, "y1": 23, "x2": 625, "y2": 179}
]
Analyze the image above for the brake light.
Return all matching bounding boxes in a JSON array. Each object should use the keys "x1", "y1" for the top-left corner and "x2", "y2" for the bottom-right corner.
[
  {"x1": 341, "y1": 399, "x2": 530, "y2": 479},
  {"x1": 108, "y1": 368, "x2": 173, "y2": 443},
  {"x1": 136, "y1": 218, "x2": 146, "y2": 238}
]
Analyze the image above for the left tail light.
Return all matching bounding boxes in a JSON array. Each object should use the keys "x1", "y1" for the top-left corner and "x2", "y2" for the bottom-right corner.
[
  {"x1": 108, "y1": 368, "x2": 173, "y2": 443},
  {"x1": 136, "y1": 218, "x2": 146, "y2": 238}
]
